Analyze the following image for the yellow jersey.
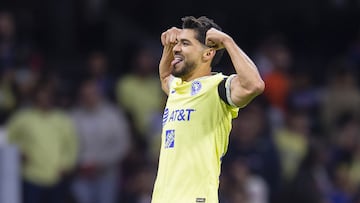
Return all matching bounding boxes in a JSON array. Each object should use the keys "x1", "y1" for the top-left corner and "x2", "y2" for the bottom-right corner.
[{"x1": 152, "y1": 73, "x2": 239, "y2": 203}]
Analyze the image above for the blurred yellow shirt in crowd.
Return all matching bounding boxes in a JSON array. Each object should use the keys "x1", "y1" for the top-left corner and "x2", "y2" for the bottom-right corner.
[
  {"x1": 116, "y1": 74, "x2": 165, "y2": 138},
  {"x1": 6, "y1": 109, "x2": 78, "y2": 186},
  {"x1": 274, "y1": 129, "x2": 308, "y2": 182},
  {"x1": 349, "y1": 156, "x2": 360, "y2": 187},
  {"x1": 151, "y1": 73, "x2": 239, "y2": 203}
]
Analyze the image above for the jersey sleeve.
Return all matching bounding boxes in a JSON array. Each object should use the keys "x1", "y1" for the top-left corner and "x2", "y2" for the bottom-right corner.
[
  {"x1": 218, "y1": 74, "x2": 240, "y2": 119},
  {"x1": 224, "y1": 74, "x2": 239, "y2": 108},
  {"x1": 218, "y1": 74, "x2": 240, "y2": 107}
]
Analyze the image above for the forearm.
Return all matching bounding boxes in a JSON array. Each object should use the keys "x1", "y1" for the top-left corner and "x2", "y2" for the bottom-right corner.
[
  {"x1": 224, "y1": 38, "x2": 261, "y2": 86},
  {"x1": 159, "y1": 46, "x2": 174, "y2": 94}
]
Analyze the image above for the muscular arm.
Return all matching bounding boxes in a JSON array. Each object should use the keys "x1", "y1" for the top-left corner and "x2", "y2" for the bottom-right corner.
[
  {"x1": 207, "y1": 28, "x2": 265, "y2": 107},
  {"x1": 224, "y1": 37, "x2": 265, "y2": 107},
  {"x1": 159, "y1": 27, "x2": 181, "y2": 95}
]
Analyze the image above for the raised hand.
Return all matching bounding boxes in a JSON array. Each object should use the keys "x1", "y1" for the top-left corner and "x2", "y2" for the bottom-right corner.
[
  {"x1": 205, "y1": 28, "x2": 231, "y2": 50},
  {"x1": 161, "y1": 27, "x2": 182, "y2": 46}
]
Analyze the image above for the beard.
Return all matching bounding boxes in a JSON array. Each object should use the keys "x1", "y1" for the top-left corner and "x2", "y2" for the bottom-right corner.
[{"x1": 171, "y1": 60, "x2": 197, "y2": 78}]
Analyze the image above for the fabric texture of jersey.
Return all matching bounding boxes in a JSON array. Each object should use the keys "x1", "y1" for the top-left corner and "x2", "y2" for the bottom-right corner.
[{"x1": 151, "y1": 73, "x2": 239, "y2": 203}]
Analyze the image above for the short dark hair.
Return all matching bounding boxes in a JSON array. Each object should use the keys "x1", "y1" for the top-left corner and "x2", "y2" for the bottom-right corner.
[{"x1": 181, "y1": 16, "x2": 225, "y2": 67}]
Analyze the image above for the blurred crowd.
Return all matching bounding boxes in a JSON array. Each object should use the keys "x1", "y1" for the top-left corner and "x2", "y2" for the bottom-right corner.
[{"x1": 1, "y1": 2, "x2": 360, "y2": 203}]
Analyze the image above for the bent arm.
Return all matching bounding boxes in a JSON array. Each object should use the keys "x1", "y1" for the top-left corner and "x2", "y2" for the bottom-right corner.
[
  {"x1": 224, "y1": 37, "x2": 265, "y2": 107},
  {"x1": 159, "y1": 27, "x2": 181, "y2": 95},
  {"x1": 159, "y1": 45, "x2": 174, "y2": 95}
]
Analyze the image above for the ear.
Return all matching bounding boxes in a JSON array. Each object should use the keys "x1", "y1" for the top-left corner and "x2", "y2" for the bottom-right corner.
[{"x1": 202, "y1": 48, "x2": 216, "y2": 62}]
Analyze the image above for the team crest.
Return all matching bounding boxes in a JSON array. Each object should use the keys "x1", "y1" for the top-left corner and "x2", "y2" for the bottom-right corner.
[{"x1": 191, "y1": 81, "x2": 202, "y2": 96}]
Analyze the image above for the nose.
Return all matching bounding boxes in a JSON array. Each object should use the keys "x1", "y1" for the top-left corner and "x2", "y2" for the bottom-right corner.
[{"x1": 173, "y1": 42, "x2": 181, "y2": 53}]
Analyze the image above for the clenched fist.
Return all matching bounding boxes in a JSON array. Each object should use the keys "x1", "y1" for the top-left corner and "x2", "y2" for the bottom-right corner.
[{"x1": 161, "y1": 27, "x2": 182, "y2": 46}]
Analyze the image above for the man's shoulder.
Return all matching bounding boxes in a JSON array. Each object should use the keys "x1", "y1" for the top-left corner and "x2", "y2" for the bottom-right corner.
[{"x1": 6, "y1": 108, "x2": 31, "y2": 125}]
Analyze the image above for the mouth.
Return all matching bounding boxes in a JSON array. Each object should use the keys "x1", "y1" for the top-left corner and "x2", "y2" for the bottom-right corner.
[{"x1": 171, "y1": 55, "x2": 184, "y2": 67}]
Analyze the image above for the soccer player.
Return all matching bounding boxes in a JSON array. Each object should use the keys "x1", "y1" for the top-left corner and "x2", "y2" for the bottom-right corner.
[{"x1": 151, "y1": 16, "x2": 265, "y2": 203}]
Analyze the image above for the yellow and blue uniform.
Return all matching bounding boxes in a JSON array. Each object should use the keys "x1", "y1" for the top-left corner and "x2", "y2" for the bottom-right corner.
[{"x1": 151, "y1": 73, "x2": 239, "y2": 203}]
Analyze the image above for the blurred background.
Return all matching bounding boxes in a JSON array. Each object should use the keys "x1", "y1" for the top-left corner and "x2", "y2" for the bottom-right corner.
[{"x1": 0, "y1": 0, "x2": 360, "y2": 203}]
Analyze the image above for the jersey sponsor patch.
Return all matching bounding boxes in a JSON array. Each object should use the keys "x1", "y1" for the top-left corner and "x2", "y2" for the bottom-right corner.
[
  {"x1": 191, "y1": 80, "x2": 202, "y2": 96},
  {"x1": 162, "y1": 108, "x2": 169, "y2": 126},
  {"x1": 196, "y1": 198, "x2": 206, "y2": 202},
  {"x1": 162, "y1": 108, "x2": 195, "y2": 125},
  {"x1": 165, "y1": 129, "x2": 175, "y2": 148}
]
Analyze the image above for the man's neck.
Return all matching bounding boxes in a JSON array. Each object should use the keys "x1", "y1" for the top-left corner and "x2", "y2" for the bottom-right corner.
[{"x1": 182, "y1": 66, "x2": 212, "y2": 82}]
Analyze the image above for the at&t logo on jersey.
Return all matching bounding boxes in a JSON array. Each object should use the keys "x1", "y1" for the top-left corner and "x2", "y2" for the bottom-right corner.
[
  {"x1": 162, "y1": 108, "x2": 195, "y2": 126},
  {"x1": 162, "y1": 108, "x2": 169, "y2": 126},
  {"x1": 165, "y1": 130, "x2": 175, "y2": 148}
]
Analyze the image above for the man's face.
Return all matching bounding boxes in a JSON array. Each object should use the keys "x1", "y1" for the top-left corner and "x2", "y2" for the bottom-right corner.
[
  {"x1": 171, "y1": 29, "x2": 207, "y2": 78},
  {"x1": 80, "y1": 81, "x2": 101, "y2": 109},
  {"x1": 35, "y1": 88, "x2": 53, "y2": 110}
]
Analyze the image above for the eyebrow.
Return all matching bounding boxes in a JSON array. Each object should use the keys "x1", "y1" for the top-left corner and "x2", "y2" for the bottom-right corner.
[
  {"x1": 178, "y1": 37, "x2": 209, "y2": 48},
  {"x1": 178, "y1": 38, "x2": 192, "y2": 44}
]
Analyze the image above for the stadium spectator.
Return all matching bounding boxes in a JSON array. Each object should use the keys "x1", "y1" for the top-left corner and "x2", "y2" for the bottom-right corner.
[
  {"x1": 225, "y1": 98, "x2": 282, "y2": 202},
  {"x1": 15, "y1": 68, "x2": 40, "y2": 105},
  {"x1": 281, "y1": 138, "x2": 333, "y2": 203},
  {"x1": 0, "y1": 68, "x2": 17, "y2": 124},
  {"x1": 328, "y1": 113, "x2": 360, "y2": 173},
  {"x1": 71, "y1": 78, "x2": 131, "y2": 203},
  {"x1": 348, "y1": 142, "x2": 360, "y2": 192},
  {"x1": 85, "y1": 50, "x2": 115, "y2": 101},
  {"x1": 286, "y1": 68, "x2": 322, "y2": 134},
  {"x1": 319, "y1": 59, "x2": 360, "y2": 136},
  {"x1": 115, "y1": 45, "x2": 165, "y2": 148},
  {"x1": 6, "y1": 78, "x2": 78, "y2": 203},
  {"x1": 0, "y1": 11, "x2": 19, "y2": 71},
  {"x1": 260, "y1": 35, "x2": 292, "y2": 109},
  {"x1": 0, "y1": 10, "x2": 36, "y2": 72},
  {"x1": 327, "y1": 112, "x2": 360, "y2": 200},
  {"x1": 260, "y1": 36, "x2": 293, "y2": 131},
  {"x1": 221, "y1": 158, "x2": 269, "y2": 203},
  {"x1": 328, "y1": 163, "x2": 353, "y2": 203},
  {"x1": 273, "y1": 108, "x2": 310, "y2": 185}
]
